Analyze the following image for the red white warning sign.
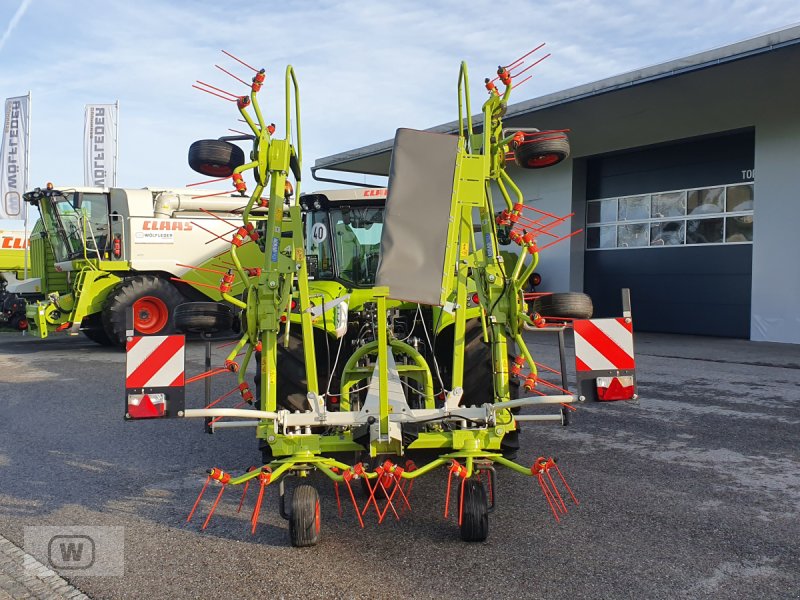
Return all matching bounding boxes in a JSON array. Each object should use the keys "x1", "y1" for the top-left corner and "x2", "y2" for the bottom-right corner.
[
  {"x1": 573, "y1": 318, "x2": 635, "y2": 372},
  {"x1": 125, "y1": 335, "x2": 186, "y2": 419},
  {"x1": 126, "y1": 335, "x2": 185, "y2": 388}
]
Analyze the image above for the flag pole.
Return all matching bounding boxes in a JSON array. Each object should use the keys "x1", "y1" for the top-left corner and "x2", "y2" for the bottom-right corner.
[
  {"x1": 23, "y1": 91, "x2": 31, "y2": 281},
  {"x1": 113, "y1": 100, "x2": 119, "y2": 187}
]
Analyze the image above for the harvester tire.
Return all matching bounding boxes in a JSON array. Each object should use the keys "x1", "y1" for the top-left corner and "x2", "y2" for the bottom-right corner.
[
  {"x1": 174, "y1": 302, "x2": 234, "y2": 333},
  {"x1": 532, "y1": 292, "x2": 593, "y2": 320},
  {"x1": 513, "y1": 136, "x2": 570, "y2": 169},
  {"x1": 289, "y1": 484, "x2": 321, "y2": 547},
  {"x1": 81, "y1": 313, "x2": 114, "y2": 346},
  {"x1": 102, "y1": 275, "x2": 186, "y2": 346},
  {"x1": 460, "y1": 479, "x2": 489, "y2": 542},
  {"x1": 188, "y1": 139, "x2": 245, "y2": 178}
]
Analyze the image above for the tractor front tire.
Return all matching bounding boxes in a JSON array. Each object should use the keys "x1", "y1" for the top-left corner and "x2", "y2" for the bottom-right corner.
[
  {"x1": 188, "y1": 139, "x2": 245, "y2": 178},
  {"x1": 289, "y1": 485, "x2": 321, "y2": 547},
  {"x1": 102, "y1": 275, "x2": 186, "y2": 346},
  {"x1": 81, "y1": 313, "x2": 114, "y2": 346}
]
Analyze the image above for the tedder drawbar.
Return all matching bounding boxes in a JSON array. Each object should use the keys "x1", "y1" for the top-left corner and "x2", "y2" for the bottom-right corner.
[{"x1": 124, "y1": 47, "x2": 638, "y2": 545}]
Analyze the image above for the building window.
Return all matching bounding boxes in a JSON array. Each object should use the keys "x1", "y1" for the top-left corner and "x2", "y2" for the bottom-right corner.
[{"x1": 586, "y1": 183, "x2": 754, "y2": 250}]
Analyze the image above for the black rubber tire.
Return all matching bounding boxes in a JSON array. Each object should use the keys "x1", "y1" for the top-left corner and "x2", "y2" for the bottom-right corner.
[
  {"x1": 188, "y1": 139, "x2": 245, "y2": 178},
  {"x1": 532, "y1": 292, "x2": 593, "y2": 319},
  {"x1": 460, "y1": 479, "x2": 489, "y2": 542},
  {"x1": 254, "y1": 329, "x2": 333, "y2": 413},
  {"x1": 173, "y1": 302, "x2": 234, "y2": 333},
  {"x1": 81, "y1": 313, "x2": 114, "y2": 346},
  {"x1": 514, "y1": 136, "x2": 570, "y2": 169},
  {"x1": 289, "y1": 484, "x2": 321, "y2": 547},
  {"x1": 436, "y1": 319, "x2": 493, "y2": 407},
  {"x1": 102, "y1": 275, "x2": 186, "y2": 347}
]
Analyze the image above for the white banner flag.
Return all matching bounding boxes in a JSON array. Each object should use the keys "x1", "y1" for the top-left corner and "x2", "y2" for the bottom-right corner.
[
  {"x1": 1, "y1": 95, "x2": 30, "y2": 220},
  {"x1": 84, "y1": 103, "x2": 118, "y2": 187}
]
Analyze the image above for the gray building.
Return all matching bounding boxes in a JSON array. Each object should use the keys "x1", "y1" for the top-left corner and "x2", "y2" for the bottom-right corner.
[{"x1": 314, "y1": 25, "x2": 800, "y2": 345}]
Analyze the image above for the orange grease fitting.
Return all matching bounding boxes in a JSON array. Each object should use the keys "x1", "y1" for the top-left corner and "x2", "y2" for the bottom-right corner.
[{"x1": 530, "y1": 457, "x2": 578, "y2": 523}]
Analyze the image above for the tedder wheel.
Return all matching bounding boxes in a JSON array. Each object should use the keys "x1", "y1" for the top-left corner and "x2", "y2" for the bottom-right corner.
[
  {"x1": 460, "y1": 479, "x2": 489, "y2": 542},
  {"x1": 289, "y1": 484, "x2": 321, "y2": 547},
  {"x1": 81, "y1": 313, "x2": 114, "y2": 346},
  {"x1": 102, "y1": 275, "x2": 186, "y2": 347},
  {"x1": 173, "y1": 302, "x2": 234, "y2": 334},
  {"x1": 532, "y1": 292, "x2": 593, "y2": 320},
  {"x1": 188, "y1": 139, "x2": 245, "y2": 178},
  {"x1": 513, "y1": 136, "x2": 570, "y2": 169}
]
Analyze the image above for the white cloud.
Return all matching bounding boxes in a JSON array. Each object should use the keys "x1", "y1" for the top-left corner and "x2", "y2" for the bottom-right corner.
[{"x1": 0, "y1": 0, "x2": 33, "y2": 54}]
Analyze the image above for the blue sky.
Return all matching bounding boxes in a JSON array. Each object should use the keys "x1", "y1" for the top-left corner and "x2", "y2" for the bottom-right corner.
[{"x1": 1, "y1": 0, "x2": 799, "y2": 226}]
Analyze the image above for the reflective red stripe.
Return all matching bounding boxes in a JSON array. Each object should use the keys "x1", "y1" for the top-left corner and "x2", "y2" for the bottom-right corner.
[
  {"x1": 577, "y1": 320, "x2": 635, "y2": 370},
  {"x1": 126, "y1": 336, "x2": 143, "y2": 353},
  {"x1": 126, "y1": 336, "x2": 185, "y2": 388}
]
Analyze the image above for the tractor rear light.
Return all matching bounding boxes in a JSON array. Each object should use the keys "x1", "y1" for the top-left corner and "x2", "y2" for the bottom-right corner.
[
  {"x1": 595, "y1": 376, "x2": 635, "y2": 401},
  {"x1": 471, "y1": 293, "x2": 480, "y2": 305},
  {"x1": 290, "y1": 299, "x2": 297, "y2": 310},
  {"x1": 127, "y1": 393, "x2": 167, "y2": 418}
]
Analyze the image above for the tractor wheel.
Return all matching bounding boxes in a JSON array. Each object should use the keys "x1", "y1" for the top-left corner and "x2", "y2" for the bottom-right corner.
[
  {"x1": 513, "y1": 136, "x2": 570, "y2": 169},
  {"x1": 173, "y1": 302, "x2": 234, "y2": 334},
  {"x1": 532, "y1": 292, "x2": 593, "y2": 320},
  {"x1": 81, "y1": 313, "x2": 114, "y2": 346},
  {"x1": 188, "y1": 139, "x2": 245, "y2": 178},
  {"x1": 102, "y1": 275, "x2": 186, "y2": 346},
  {"x1": 289, "y1": 484, "x2": 321, "y2": 547},
  {"x1": 253, "y1": 345, "x2": 308, "y2": 414},
  {"x1": 435, "y1": 318, "x2": 493, "y2": 407},
  {"x1": 254, "y1": 329, "x2": 333, "y2": 413},
  {"x1": 460, "y1": 479, "x2": 489, "y2": 542},
  {"x1": 8, "y1": 313, "x2": 28, "y2": 331}
]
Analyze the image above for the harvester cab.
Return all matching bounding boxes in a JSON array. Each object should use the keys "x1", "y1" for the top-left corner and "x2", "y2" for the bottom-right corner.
[{"x1": 124, "y1": 47, "x2": 639, "y2": 546}]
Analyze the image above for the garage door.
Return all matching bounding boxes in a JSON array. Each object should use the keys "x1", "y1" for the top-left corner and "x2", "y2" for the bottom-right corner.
[{"x1": 583, "y1": 131, "x2": 754, "y2": 338}]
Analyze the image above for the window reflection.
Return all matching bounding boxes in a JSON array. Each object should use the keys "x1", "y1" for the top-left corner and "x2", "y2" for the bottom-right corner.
[
  {"x1": 688, "y1": 187, "x2": 723, "y2": 216},
  {"x1": 726, "y1": 216, "x2": 753, "y2": 242},
  {"x1": 651, "y1": 191, "x2": 686, "y2": 218},
  {"x1": 617, "y1": 223, "x2": 649, "y2": 247},
  {"x1": 686, "y1": 218, "x2": 724, "y2": 244},
  {"x1": 650, "y1": 221, "x2": 685, "y2": 246},
  {"x1": 618, "y1": 195, "x2": 650, "y2": 221}
]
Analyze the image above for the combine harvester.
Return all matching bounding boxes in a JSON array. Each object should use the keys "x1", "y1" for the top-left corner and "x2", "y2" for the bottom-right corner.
[{"x1": 125, "y1": 47, "x2": 638, "y2": 545}]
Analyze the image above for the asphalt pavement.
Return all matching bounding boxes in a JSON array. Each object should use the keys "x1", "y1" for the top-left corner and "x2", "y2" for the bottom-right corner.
[{"x1": 0, "y1": 330, "x2": 798, "y2": 599}]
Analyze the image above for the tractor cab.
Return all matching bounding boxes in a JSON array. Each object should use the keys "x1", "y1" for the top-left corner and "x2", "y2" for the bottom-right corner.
[
  {"x1": 299, "y1": 188, "x2": 387, "y2": 288},
  {"x1": 24, "y1": 186, "x2": 119, "y2": 267}
]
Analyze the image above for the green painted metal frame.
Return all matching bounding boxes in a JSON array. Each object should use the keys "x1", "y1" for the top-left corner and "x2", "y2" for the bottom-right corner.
[{"x1": 187, "y1": 59, "x2": 570, "y2": 491}]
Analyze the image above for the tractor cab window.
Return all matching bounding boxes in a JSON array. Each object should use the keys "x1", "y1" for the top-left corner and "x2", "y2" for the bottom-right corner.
[
  {"x1": 78, "y1": 193, "x2": 111, "y2": 256},
  {"x1": 329, "y1": 207, "x2": 383, "y2": 287},
  {"x1": 51, "y1": 193, "x2": 83, "y2": 261},
  {"x1": 305, "y1": 210, "x2": 335, "y2": 280},
  {"x1": 48, "y1": 192, "x2": 111, "y2": 260}
]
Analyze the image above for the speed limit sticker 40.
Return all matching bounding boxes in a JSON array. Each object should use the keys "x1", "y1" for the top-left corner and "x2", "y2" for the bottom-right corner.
[{"x1": 311, "y1": 223, "x2": 327, "y2": 243}]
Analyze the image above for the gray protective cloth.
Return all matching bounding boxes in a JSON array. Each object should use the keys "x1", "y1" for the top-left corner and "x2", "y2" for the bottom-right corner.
[{"x1": 375, "y1": 128, "x2": 459, "y2": 305}]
